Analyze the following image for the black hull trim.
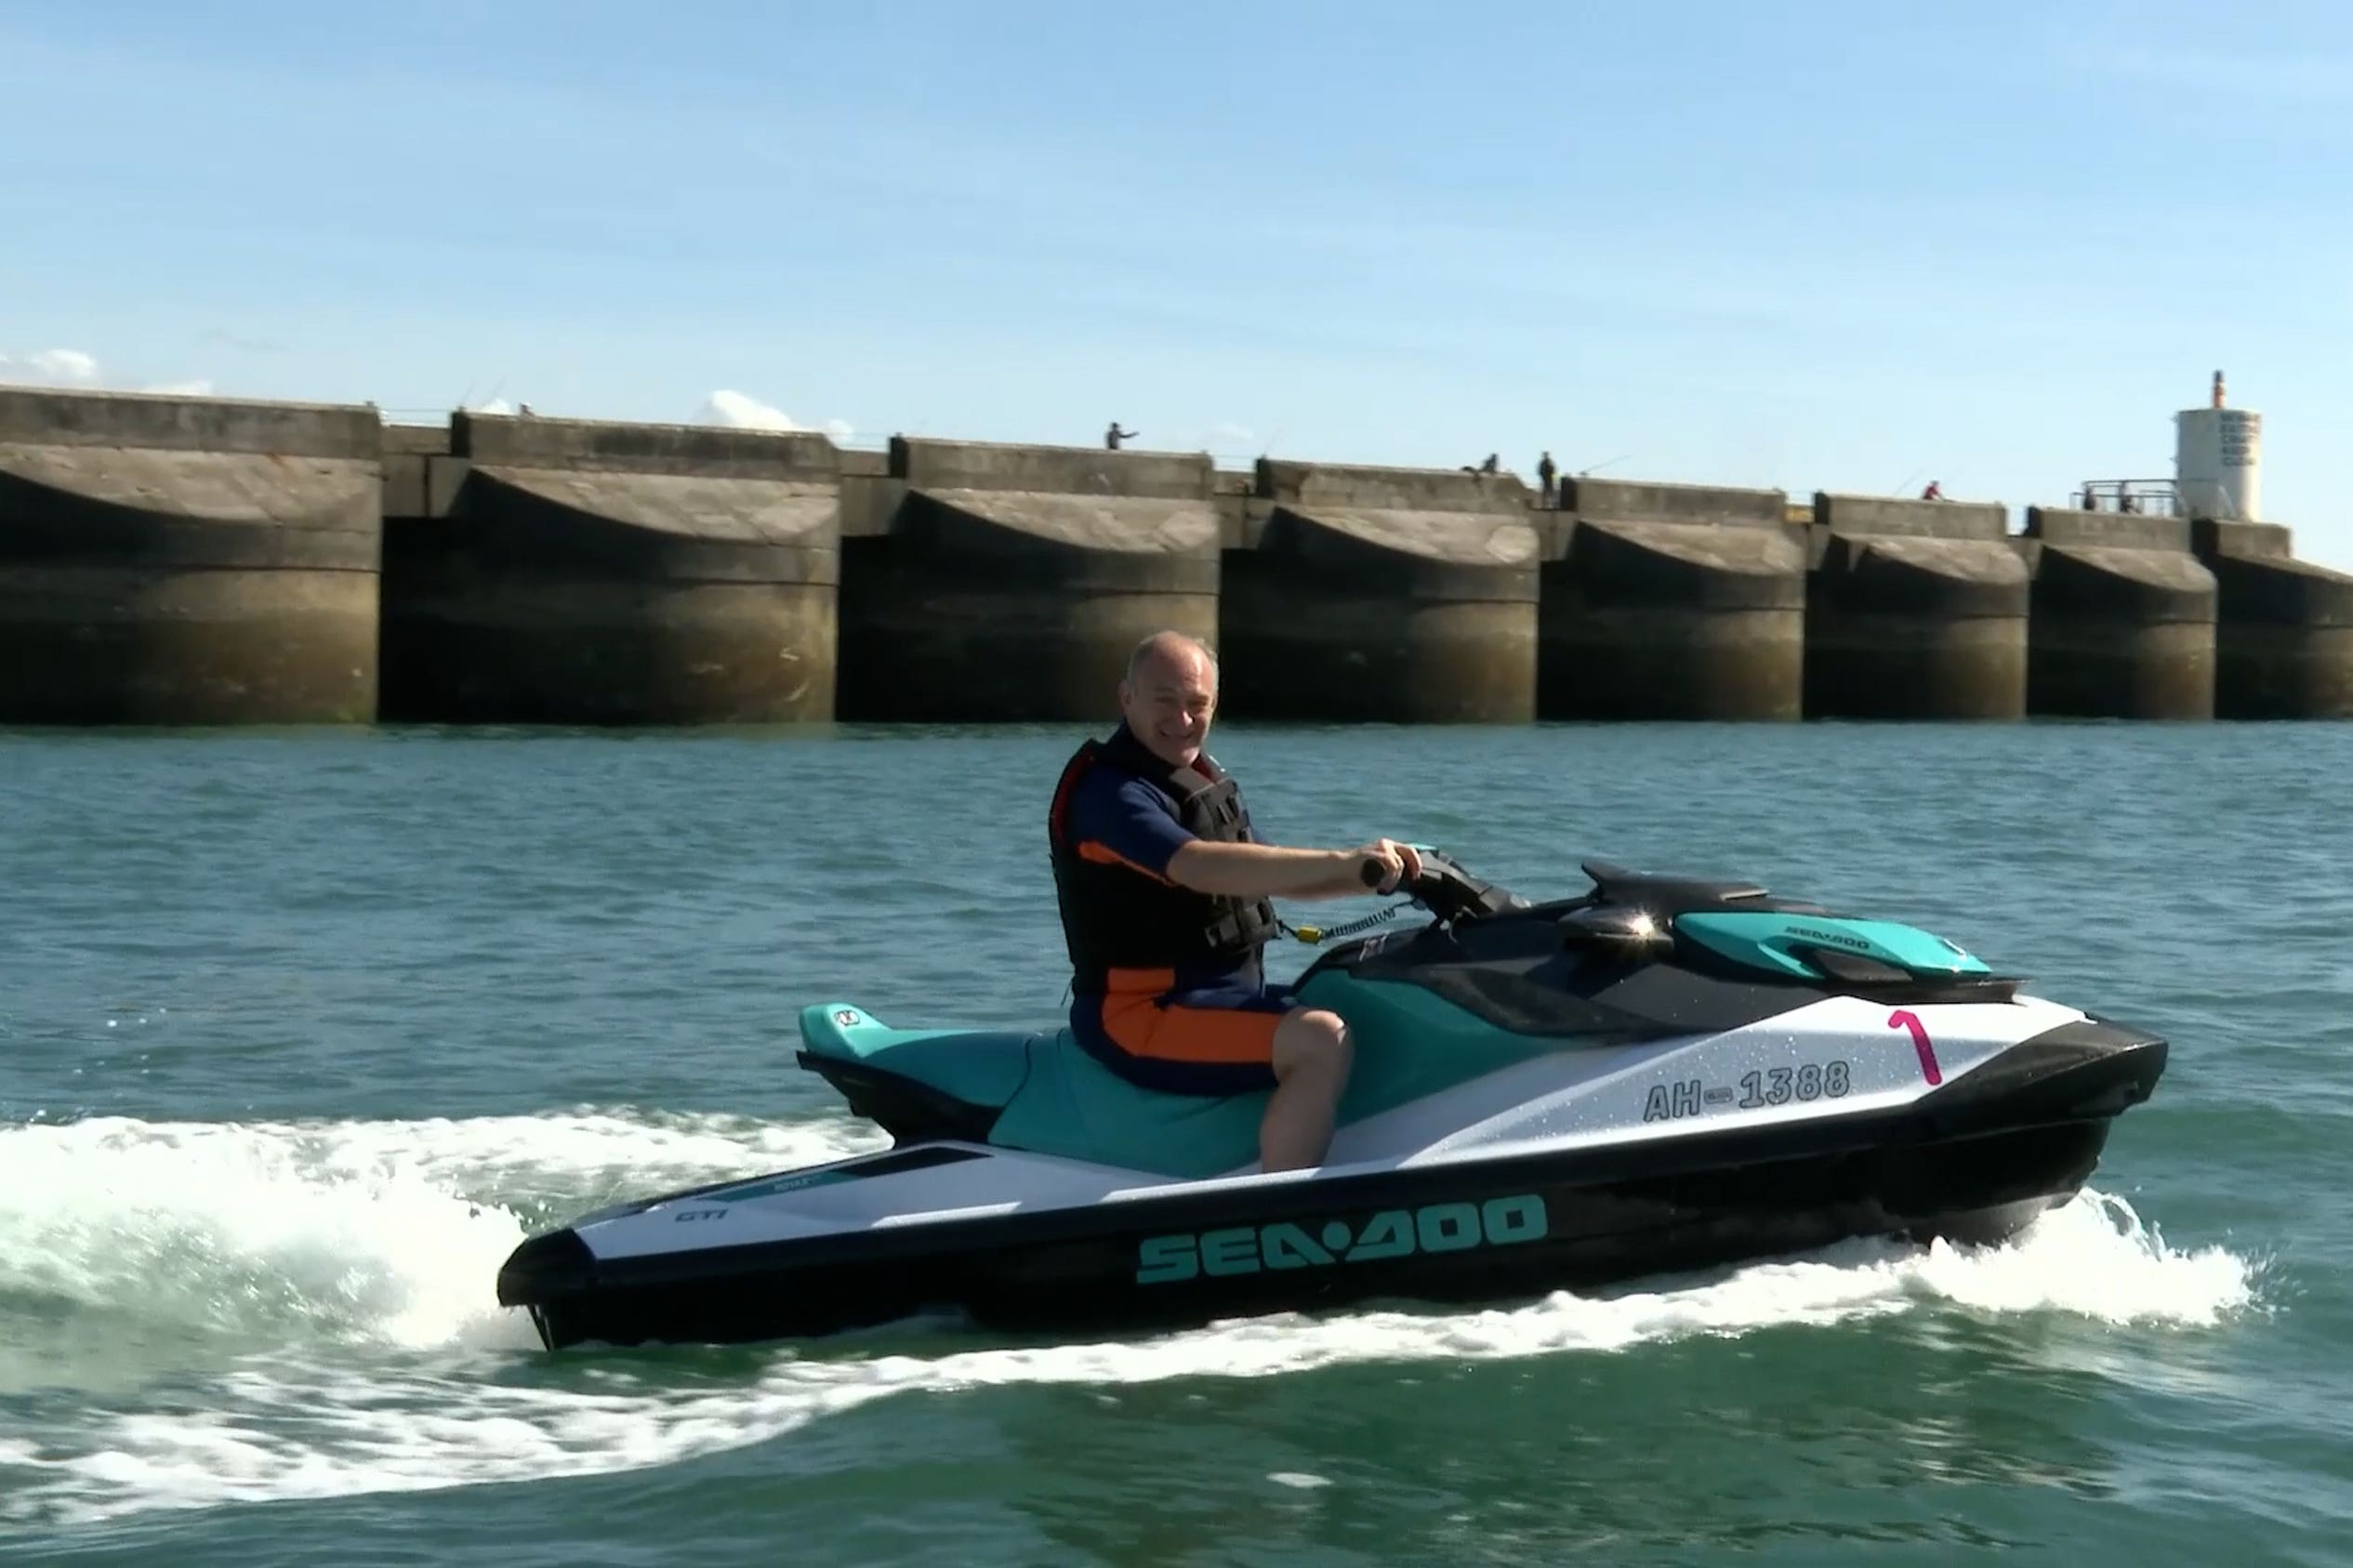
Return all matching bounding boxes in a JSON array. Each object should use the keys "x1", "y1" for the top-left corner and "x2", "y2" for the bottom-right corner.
[
  {"x1": 519, "y1": 1121, "x2": 2108, "y2": 1351},
  {"x1": 507, "y1": 1027, "x2": 2163, "y2": 1351}
]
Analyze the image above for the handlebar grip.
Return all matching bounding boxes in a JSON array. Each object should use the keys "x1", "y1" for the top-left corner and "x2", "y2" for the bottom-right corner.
[{"x1": 1359, "y1": 858, "x2": 1386, "y2": 889}]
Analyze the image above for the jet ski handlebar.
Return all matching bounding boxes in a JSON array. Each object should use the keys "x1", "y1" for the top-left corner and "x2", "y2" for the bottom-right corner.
[
  {"x1": 1358, "y1": 847, "x2": 1526, "y2": 924},
  {"x1": 1355, "y1": 850, "x2": 1442, "y2": 901}
]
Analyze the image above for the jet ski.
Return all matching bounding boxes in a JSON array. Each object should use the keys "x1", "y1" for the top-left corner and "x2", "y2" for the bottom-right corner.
[{"x1": 496, "y1": 851, "x2": 2167, "y2": 1351}]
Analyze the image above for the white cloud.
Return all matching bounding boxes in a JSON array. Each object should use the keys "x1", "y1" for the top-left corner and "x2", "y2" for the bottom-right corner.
[
  {"x1": 702, "y1": 389, "x2": 795, "y2": 429},
  {"x1": 1205, "y1": 421, "x2": 1259, "y2": 449},
  {"x1": 700, "y1": 389, "x2": 853, "y2": 443},
  {"x1": 1, "y1": 348, "x2": 215, "y2": 398},
  {"x1": 29, "y1": 348, "x2": 99, "y2": 383}
]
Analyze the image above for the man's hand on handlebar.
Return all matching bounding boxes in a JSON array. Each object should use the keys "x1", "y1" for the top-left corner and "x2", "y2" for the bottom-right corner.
[{"x1": 1353, "y1": 838, "x2": 1424, "y2": 895}]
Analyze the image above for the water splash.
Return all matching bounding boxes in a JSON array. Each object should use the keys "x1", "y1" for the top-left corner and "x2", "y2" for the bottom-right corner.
[
  {"x1": 0, "y1": 1109, "x2": 2259, "y2": 1535},
  {"x1": 0, "y1": 1112, "x2": 885, "y2": 1356}
]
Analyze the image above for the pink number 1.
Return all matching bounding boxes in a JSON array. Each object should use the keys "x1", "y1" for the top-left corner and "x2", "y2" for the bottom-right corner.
[{"x1": 1887, "y1": 1009, "x2": 1944, "y2": 1086}]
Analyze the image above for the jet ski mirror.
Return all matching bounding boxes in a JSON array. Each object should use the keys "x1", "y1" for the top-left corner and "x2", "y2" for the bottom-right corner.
[{"x1": 1557, "y1": 902, "x2": 1675, "y2": 956}]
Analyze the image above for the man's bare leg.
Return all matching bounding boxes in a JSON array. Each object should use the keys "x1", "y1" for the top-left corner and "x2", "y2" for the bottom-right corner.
[{"x1": 1262, "y1": 1008, "x2": 1354, "y2": 1172}]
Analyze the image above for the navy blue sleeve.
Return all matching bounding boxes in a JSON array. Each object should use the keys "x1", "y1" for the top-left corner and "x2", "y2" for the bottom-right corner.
[{"x1": 1067, "y1": 771, "x2": 1198, "y2": 880}]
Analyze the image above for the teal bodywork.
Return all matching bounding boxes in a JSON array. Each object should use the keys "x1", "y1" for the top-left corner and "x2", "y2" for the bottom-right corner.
[
  {"x1": 798, "y1": 909, "x2": 1988, "y2": 1180},
  {"x1": 798, "y1": 979, "x2": 1557, "y2": 1181},
  {"x1": 1676, "y1": 912, "x2": 1989, "y2": 980}
]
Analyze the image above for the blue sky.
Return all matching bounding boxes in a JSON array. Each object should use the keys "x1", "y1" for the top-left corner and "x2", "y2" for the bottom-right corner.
[{"x1": 4, "y1": 1, "x2": 2350, "y2": 564}]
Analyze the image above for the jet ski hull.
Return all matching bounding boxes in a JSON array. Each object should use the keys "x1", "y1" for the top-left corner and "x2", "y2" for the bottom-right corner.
[{"x1": 499, "y1": 1021, "x2": 2163, "y2": 1351}]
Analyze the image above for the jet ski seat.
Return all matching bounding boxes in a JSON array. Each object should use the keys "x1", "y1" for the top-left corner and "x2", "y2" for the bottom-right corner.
[
  {"x1": 797, "y1": 1004, "x2": 1035, "y2": 1111},
  {"x1": 798, "y1": 1003, "x2": 1271, "y2": 1179},
  {"x1": 800, "y1": 973, "x2": 1587, "y2": 1179}
]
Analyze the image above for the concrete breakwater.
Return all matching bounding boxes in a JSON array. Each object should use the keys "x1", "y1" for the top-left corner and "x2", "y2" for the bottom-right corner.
[
  {"x1": 4, "y1": 386, "x2": 2350, "y2": 726},
  {"x1": 380, "y1": 412, "x2": 839, "y2": 724},
  {"x1": 0, "y1": 387, "x2": 381, "y2": 722}
]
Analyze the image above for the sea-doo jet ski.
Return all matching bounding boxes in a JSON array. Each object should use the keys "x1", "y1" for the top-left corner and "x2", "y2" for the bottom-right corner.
[{"x1": 496, "y1": 852, "x2": 2166, "y2": 1351}]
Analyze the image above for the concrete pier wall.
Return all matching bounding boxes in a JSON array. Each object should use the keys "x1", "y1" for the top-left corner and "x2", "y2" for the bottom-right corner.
[
  {"x1": 1217, "y1": 460, "x2": 1539, "y2": 722},
  {"x1": 1804, "y1": 493, "x2": 2029, "y2": 719},
  {"x1": 16, "y1": 387, "x2": 2353, "y2": 728},
  {"x1": 835, "y1": 437, "x2": 1222, "y2": 720},
  {"x1": 379, "y1": 422, "x2": 446, "y2": 522},
  {"x1": 382, "y1": 413, "x2": 839, "y2": 724},
  {"x1": 1541, "y1": 477, "x2": 1805, "y2": 719},
  {"x1": 0, "y1": 387, "x2": 382, "y2": 723},
  {"x1": 837, "y1": 448, "x2": 892, "y2": 538},
  {"x1": 2020, "y1": 508, "x2": 2216, "y2": 718},
  {"x1": 2193, "y1": 520, "x2": 2353, "y2": 718}
]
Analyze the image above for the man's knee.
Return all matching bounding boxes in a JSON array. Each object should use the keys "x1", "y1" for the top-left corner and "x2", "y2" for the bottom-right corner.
[{"x1": 1273, "y1": 1008, "x2": 1351, "y2": 1079}]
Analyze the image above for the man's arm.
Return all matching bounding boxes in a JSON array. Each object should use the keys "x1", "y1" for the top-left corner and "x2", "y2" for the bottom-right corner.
[
  {"x1": 1068, "y1": 771, "x2": 1419, "y2": 898},
  {"x1": 1165, "y1": 839, "x2": 1363, "y2": 897},
  {"x1": 1168, "y1": 837, "x2": 1421, "y2": 899}
]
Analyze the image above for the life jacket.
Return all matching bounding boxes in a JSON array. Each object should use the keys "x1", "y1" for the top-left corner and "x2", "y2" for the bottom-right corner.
[{"x1": 1047, "y1": 725, "x2": 1279, "y2": 993}]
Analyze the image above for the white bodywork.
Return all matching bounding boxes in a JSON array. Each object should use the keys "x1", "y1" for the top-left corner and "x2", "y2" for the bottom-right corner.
[{"x1": 572, "y1": 993, "x2": 2089, "y2": 1264}]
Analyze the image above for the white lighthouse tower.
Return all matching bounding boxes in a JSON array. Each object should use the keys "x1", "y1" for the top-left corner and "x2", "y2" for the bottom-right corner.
[{"x1": 2174, "y1": 370, "x2": 2263, "y2": 520}]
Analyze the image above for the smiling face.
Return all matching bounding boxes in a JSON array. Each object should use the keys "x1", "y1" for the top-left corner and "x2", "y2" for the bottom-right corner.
[{"x1": 1117, "y1": 635, "x2": 1218, "y2": 770}]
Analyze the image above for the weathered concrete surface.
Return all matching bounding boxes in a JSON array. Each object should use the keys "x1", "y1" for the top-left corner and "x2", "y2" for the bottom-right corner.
[
  {"x1": 380, "y1": 421, "x2": 448, "y2": 520},
  {"x1": 839, "y1": 543, "x2": 1218, "y2": 719},
  {"x1": 1805, "y1": 493, "x2": 2029, "y2": 718},
  {"x1": 837, "y1": 493, "x2": 1219, "y2": 720},
  {"x1": 836, "y1": 448, "x2": 894, "y2": 539},
  {"x1": 457, "y1": 468, "x2": 837, "y2": 570},
  {"x1": 2194, "y1": 519, "x2": 2292, "y2": 560},
  {"x1": 838, "y1": 438, "x2": 1223, "y2": 720},
  {"x1": 1805, "y1": 534, "x2": 2029, "y2": 718},
  {"x1": 382, "y1": 413, "x2": 840, "y2": 724},
  {"x1": 2191, "y1": 521, "x2": 2353, "y2": 718},
  {"x1": 1542, "y1": 519, "x2": 1806, "y2": 720},
  {"x1": 455, "y1": 411, "x2": 838, "y2": 475},
  {"x1": 1813, "y1": 492, "x2": 2008, "y2": 541},
  {"x1": 1255, "y1": 458, "x2": 1532, "y2": 514},
  {"x1": 0, "y1": 567, "x2": 378, "y2": 723},
  {"x1": 1220, "y1": 463, "x2": 1540, "y2": 722},
  {"x1": 893, "y1": 436, "x2": 1211, "y2": 499},
  {"x1": 0, "y1": 386, "x2": 380, "y2": 457},
  {"x1": 0, "y1": 445, "x2": 381, "y2": 568},
  {"x1": 0, "y1": 388, "x2": 383, "y2": 723},
  {"x1": 1562, "y1": 476, "x2": 1788, "y2": 528},
  {"x1": 381, "y1": 423, "x2": 451, "y2": 458},
  {"x1": 2027, "y1": 508, "x2": 2191, "y2": 553},
  {"x1": 2020, "y1": 507, "x2": 2216, "y2": 719},
  {"x1": 1540, "y1": 476, "x2": 1803, "y2": 719},
  {"x1": 381, "y1": 576, "x2": 836, "y2": 725}
]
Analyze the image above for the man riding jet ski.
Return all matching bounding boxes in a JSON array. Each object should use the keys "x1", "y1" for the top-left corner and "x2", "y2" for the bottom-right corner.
[
  {"x1": 494, "y1": 637, "x2": 2169, "y2": 1351},
  {"x1": 1048, "y1": 630, "x2": 1429, "y2": 1173}
]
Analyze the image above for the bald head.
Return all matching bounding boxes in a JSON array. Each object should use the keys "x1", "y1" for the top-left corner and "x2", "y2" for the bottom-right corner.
[
  {"x1": 1125, "y1": 630, "x2": 1217, "y2": 688},
  {"x1": 1118, "y1": 630, "x2": 1219, "y2": 767}
]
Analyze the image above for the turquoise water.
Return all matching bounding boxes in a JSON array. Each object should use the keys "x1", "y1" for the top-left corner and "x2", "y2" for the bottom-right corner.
[{"x1": 0, "y1": 719, "x2": 2340, "y2": 1565}]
